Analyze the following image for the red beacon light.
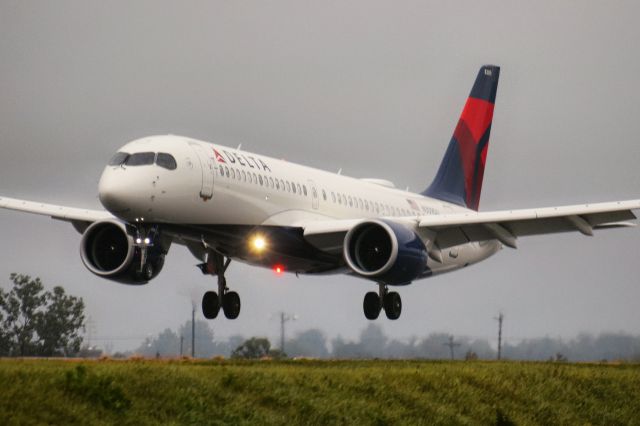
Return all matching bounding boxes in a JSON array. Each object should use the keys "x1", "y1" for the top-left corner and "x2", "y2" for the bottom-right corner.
[{"x1": 273, "y1": 264, "x2": 285, "y2": 275}]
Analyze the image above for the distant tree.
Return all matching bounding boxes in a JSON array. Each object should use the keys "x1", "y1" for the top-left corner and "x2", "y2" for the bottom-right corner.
[
  {"x1": 37, "y1": 286, "x2": 85, "y2": 356},
  {"x1": 180, "y1": 319, "x2": 217, "y2": 357},
  {"x1": 231, "y1": 337, "x2": 280, "y2": 359},
  {"x1": 331, "y1": 336, "x2": 364, "y2": 358},
  {"x1": 0, "y1": 274, "x2": 46, "y2": 356},
  {"x1": 415, "y1": 333, "x2": 453, "y2": 359},
  {"x1": 385, "y1": 336, "x2": 420, "y2": 359},
  {"x1": 285, "y1": 329, "x2": 329, "y2": 358},
  {"x1": 0, "y1": 288, "x2": 11, "y2": 354},
  {"x1": 0, "y1": 274, "x2": 85, "y2": 356},
  {"x1": 135, "y1": 328, "x2": 181, "y2": 357},
  {"x1": 360, "y1": 324, "x2": 387, "y2": 357}
]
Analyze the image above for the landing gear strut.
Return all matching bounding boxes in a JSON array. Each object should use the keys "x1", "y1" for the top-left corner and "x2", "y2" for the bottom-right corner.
[
  {"x1": 363, "y1": 283, "x2": 402, "y2": 320},
  {"x1": 133, "y1": 225, "x2": 162, "y2": 282},
  {"x1": 200, "y1": 252, "x2": 241, "y2": 320}
]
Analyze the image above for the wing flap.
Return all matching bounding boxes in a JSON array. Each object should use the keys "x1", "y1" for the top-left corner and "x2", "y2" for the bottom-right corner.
[
  {"x1": 299, "y1": 200, "x2": 639, "y2": 254},
  {"x1": 421, "y1": 200, "x2": 640, "y2": 249},
  {"x1": 419, "y1": 200, "x2": 640, "y2": 228}
]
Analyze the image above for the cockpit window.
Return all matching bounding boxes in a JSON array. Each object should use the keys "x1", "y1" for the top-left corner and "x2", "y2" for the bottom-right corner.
[
  {"x1": 125, "y1": 152, "x2": 155, "y2": 166},
  {"x1": 156, "y1": 153, "x2": 177, "y2": 170},
  {"x1": 109, "y1": 152, "x2": 129, "y2": 166}
]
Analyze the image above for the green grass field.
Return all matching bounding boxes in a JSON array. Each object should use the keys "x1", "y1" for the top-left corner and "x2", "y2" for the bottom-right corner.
[{"x1": 1, "y1": 359, "x2": 639, "y2": 425}]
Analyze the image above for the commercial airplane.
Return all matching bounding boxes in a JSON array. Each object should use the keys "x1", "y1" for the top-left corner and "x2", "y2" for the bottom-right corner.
[{"x1": 1, "y1": 65, "x2": 638, "y2": 321}]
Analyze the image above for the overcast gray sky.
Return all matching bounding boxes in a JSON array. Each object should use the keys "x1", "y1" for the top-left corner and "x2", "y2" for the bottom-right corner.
[{"x1": 1, "y1": 1, "x2": 639, "y2": 351}]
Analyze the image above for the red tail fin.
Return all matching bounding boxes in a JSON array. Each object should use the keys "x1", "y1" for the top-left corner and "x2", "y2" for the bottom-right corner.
[{"x1": 423, "y1": 65, "x2": 500, "y2": 211}]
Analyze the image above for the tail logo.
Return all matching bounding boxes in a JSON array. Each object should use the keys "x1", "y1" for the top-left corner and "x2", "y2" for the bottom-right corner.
[
  {"x1": 454, "y1": 97, "x2": 494, "y2": 210},
  {"x1": 423, "y1": 65, "x2": 500, "y2": 211}
]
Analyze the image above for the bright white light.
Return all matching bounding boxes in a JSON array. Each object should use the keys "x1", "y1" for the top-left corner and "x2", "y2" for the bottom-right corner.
[
  {"x1": 251, "y1": 235, "x2": 267, "y2": 252},
  {"x1": 135, "y1": 238, "x2": 142, "y2": 244},
  {"x1": 144, "y1": 238, "x2": 151, "y2": 245}
]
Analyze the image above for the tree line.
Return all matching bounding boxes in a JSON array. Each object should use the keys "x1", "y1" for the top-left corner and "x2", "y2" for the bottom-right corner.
[{"x1": 131, "y1": 321, "x2": 640, "y2": 362}]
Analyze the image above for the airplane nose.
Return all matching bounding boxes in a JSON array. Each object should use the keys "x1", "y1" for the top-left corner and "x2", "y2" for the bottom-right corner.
[{"x1": 98, "y1": 170, "x2": 130, "y2": 214}]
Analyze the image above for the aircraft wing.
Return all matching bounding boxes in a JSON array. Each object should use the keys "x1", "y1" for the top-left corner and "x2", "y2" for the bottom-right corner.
[
  {"x1": 0, "y1": 196, "x2": 113, "y2": 230},
  {"x1": 302, "y1": 200, "x2": 640, "y2": 253}
]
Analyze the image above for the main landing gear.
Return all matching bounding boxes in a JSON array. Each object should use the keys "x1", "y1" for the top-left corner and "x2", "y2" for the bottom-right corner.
[
  {"x1": 363, "y1": 283, "x2": 402, "y2": 320},
  {"x1": 200, "y1": 252, "x2": 241, "y2": 320}
]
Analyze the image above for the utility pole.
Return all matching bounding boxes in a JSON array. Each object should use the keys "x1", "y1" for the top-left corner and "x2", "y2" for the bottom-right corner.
[
  {"x1": 191, "y1": 304, "x2": 196, "y2": 358},
  {"x1": 278, "y1": 312, "x2": 297, "y2": 353},
  {"x1": 443, "y1": 335, "x2": 461, "y2": 360},
  {"x1": 494, "y1": 312, "x2": 504, "y2": 360},
  {"x1": 180, "y1": 335, "x2": 184, "y2": 357},
  {"x1": 85, "y1": 316, "x2": 97, "y2": 349}
]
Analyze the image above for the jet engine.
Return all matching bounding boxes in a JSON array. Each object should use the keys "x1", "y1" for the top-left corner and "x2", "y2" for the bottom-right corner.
[
  {"x1": 80, "y1": 220, "x2": 169, "y2": 284},
  {"x1": 343, "y1": 220, "x2": 427, "y2": 285}
]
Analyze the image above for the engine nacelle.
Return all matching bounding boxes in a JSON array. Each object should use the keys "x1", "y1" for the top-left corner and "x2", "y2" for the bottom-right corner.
[
  {"x1": 80, "y1": 220, "x2": 168, "y2": 285},
  {"x1": 343, "y1": 220, "x2": 427, "y2": 285}
]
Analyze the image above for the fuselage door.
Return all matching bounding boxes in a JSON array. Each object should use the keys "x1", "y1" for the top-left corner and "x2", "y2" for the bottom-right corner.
[
  {"x1": 308, "y1": 180, "x2": 319, "y2": 210},
  {"x1": 189, "y1": 142, "x2": 214, "y2": 200}
]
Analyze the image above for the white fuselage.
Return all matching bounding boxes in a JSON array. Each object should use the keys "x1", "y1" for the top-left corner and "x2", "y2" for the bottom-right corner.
[{"x1": 98, "y1": 135, "x2": 501, "y2": 278}]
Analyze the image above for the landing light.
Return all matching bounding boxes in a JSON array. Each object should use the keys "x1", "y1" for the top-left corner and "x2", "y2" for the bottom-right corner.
[
  {"x1": 250, "y1": 235, "x2": 267, "y2": 252},
  {"x1": 135, "y1": 238, "x2": 142, "y2": 244}
]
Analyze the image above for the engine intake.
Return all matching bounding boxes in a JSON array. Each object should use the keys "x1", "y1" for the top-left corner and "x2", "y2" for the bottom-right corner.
[
  {"x1": 344, "y1": 220, "x2": 427, "y2": 285},
  {"x1": 80, "y1": 220, "x2": 168, "y2": 285}
]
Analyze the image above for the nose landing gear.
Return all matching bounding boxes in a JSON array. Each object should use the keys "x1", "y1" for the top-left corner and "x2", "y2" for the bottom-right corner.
[
  {"x1": 133, "y1": 225, "x2": 164, "y2": 282},
  {"x1": 363, "y1": 283, "x2": 402, "y2": 320},
  {"x1": 199, "y1": 252, "x2": 241, "y2": 320}
]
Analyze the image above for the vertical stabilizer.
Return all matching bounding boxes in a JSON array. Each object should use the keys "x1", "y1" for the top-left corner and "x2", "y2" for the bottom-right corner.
[{"x1": 423, "y1": 65, "x2": 500, "y2": 211}]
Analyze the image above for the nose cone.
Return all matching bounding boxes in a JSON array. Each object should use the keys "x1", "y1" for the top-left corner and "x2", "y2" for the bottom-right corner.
[{"x1": 98, "y1": 169, "x2": 131, "y2": 216}]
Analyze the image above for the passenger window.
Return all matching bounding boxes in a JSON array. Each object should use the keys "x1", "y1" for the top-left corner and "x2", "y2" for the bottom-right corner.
[
  {"x1": 292, "y1": 183, "x2": 297, "y2": 194},
  {"x1": 156, "y1": 153, "x2": 177, "y2": 170},
  {"x1": 303, "y1": 185, "x2": 307, "y2": 196},
  {"x1": 125, "y1": 152, "x2": 155, "y2": 166},
  {"x1": 225, "y1": 166, "x2": 230, "y2": 178},
  {"x1": 242, "y1": 171, "x2": 247, "y2": 182},
  {"x1": 280, "y1": 179, "x2": 285, "y2": 191},
  {"x1": 297, "y1": 183, "x2": 302, "y2": 195},
  {"x1": 231, "y1": 169, "x2": 235, "y2": 179},
  {"x1": 253, "y1": 173, "x2": 258, "y2": 183},
  {"x1": 259, "y1": 175, "x2": 263, "y2": 186},
  {"x1": 276, "y1": 179, "x2": 280, "y2": 190},
  {"x1": 359, "y1": 199, "x2": 363, "y2": 209},
  {"x1": 270, "y1": 177, "x2": 274, "y2": 188},
  {"x1": 109, "y1": 152, "x2": 129, "y2": 166},
  {"x1": 331, "y1": 192, "x2": 336, "y2": 203},
  {"x1": 348, "y1": 196, "x2": 353, "y2": 207},
  {"x1": 286, "y1": 182, "x2": 291, "y2": 192},
  {"x1": 322, "y1": 190, "x2": 327, "y2": 201}
]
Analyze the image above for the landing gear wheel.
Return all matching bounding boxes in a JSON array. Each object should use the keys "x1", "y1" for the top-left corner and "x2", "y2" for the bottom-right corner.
[
  {"x1": 363, "y1": 292, "x2": 381, "y2": 320},
  {"x1": 222, "y1": 291, "x2": 241, "y2": 319},
  {"x1": 141, "y1": 263, "x2": 154, "y2": 281},
  {"x1": 383, "y1": 292, "x2": 402, "y2": 320},
  {"x1": 202, "y1": 291, "x2": 220, "y2": 319}
]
